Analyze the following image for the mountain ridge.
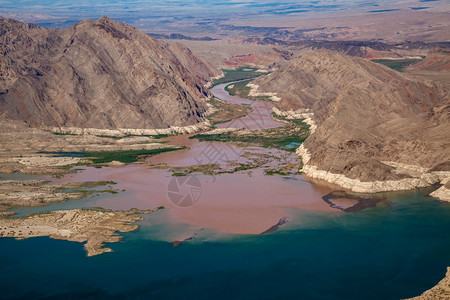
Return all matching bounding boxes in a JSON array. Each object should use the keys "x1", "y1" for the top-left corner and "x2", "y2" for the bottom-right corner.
[
  {"x1": 253, "y1": 50, "x2": 449, "y2": 191},
  {"x1": 0, "y1": 16, "x2": 218, "y2": 130}
]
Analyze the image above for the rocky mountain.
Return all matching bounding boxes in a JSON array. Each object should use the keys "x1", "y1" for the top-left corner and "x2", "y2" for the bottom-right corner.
[
  {"x1": 240, "y1": 38, "x2": 450, "y2": 59},
  {"x1": 0, "y1": 16, "x2": 218, "y2": 130},
  {"x1": 223, "y1": 48, "x2": 293, "y2": 69},
  {"x1": 408, "y1": 48, "x2": 450, "y2": 72},
  {"x1": 253, "y1": 50, "x2": 450, "y2": 193}
]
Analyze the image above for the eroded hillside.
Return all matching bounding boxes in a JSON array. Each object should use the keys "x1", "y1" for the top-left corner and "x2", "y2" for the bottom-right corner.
[
  {"x1": 253, "y1": 50, "x2": 450, "y2": 194},
  {"x1": 0, "y1": 16, "x2": 218, "y2": 130}
]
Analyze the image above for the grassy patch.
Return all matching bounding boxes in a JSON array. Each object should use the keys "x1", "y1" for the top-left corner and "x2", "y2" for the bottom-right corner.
[
  {"x1": 46, "y1": 148, "x2": 185, "y2": 165},
  {"x1": 54, "y1": 181, "x2": 117, "y2": 192},
  {"x1": 191, "y1": 117, "x2": 309, "y2": 152},
  {"x1": 211, "y1": 162, "x2": 258, "y2": 175},
  {"x1": 192, "y1": 111, "x2": 310, "y2": 152},
  {"x1": 43, "y1": 152, "x2": 86, "y2": 157},
  {"x1": 54, "y1": 181, "x2": 120, "y2": 198},
  {"x1": 84, "y1": 148, "x2": 185, "y2": 164},
  {"x1": 273, "y1": 113, "x2": 310, "y2": 126},
  {"x1": 60, "y1": 189, "x2": 119, "y2": 196},
  {"x1": 264, "y1": 169, "x2": 288, "y2": 176},
  {"x1": 75, "y1": 181, "x2": 117, "y2": 187},
  {"x1": 94, "y1": 135, "x2": 122, "y2": 140},
  {"x1": 207, "y1": 97, "x2": 252, "y2": 125},
  {"x1": 372, "y1": 58, "x2": 423, "y2": 72},
  {"x1": 170, "y1": 164, "x2": 221, "y2": 176},
  {"x1": 102, "y1": 189, "x2": 119, "y2": 194},
  {"x1": 150, "y1": 134, "x2": 170, "y2": 139},
  {"x1": 172, "y1": 172, "x2": 187, "y2": 177},
  {"x1": 230, "y1": 163, "x2": 256, "y2": 173},
  {"x1": 97, "y1": 181, "x2": 117, "y2": 186},
  {"x1": 211, "y1": 66, "x2": 269, "y2": 87},
  {"x1": 191, "y1": 131, "x2": 306, "y2": 152},
  {"x1": 225, "y1": 79, "x2": 272, "y2": 102}
]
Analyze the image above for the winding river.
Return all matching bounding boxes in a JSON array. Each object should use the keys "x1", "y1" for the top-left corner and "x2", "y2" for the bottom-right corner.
[
  {"x1": 212, "y1": 82, "x2": 284, "y2": 130},
  {"x1": 24, "y1": 81, "x2": 336, "y2": 234},
  {"x1": 1, "y1": 83, "x2": 450, "y2": 299}
]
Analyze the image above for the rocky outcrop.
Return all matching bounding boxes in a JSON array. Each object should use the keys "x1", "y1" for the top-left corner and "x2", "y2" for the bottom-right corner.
[
  {"x1": 223, "y1": 48, "x2": 293, "y2": 69},
  {"x1": 0, "y1": 120, "x2": 180, "y2": 175},
  {"x1": 0, "y1": 180, "x2": 117, "y2": 209},
  {"x1": 430, "y1": 180, "x2": 450, "y2": 202},
  {"x1": 0, "y1": 209, "x2": 151, "y2": 256},
  {"x1": 272, "y1": 107, "x2": 317, "y2": 133},
  {"x1": 254, "y1": 50, "x2": 450, "y2": 193},
  {"x1": 239, "y1": 39, "x2": 450, "y2": 60},
  {"x1": 0, "y1": 180, "x2": 77, "y2": 208},
  {"x1": 406, "y1": 267, "x2": 450, "y2": 299},
  {"x1": 49, "y1": 120, "x2": 212, "y2": 137},
  {"x1": 0, "y1": 16, "x2": 217, "y2": 130},
  {"x1": 298, "y1": 145, "x2": 449, "y2": 194},
  {"x1": 409, "y1": 48, "x2": 450, "y2": 72},
  {"x1": 247, "y1": 83, "x2": 281, "y2": 101}
]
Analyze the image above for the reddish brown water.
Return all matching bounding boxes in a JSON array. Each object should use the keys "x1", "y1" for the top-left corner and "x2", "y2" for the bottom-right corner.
[
  {"x1": 54, "y1": 164, "x2": 336, "y2": 234},
  {"x1": 211, "y1": 83, "x2": 284, "y2": 130},
  {"x1": 147, "y1": 134, "x2": 243, "y2": 167},
  {"x1": 52, "y1": 82, "x2": 339, "y2": 234}
]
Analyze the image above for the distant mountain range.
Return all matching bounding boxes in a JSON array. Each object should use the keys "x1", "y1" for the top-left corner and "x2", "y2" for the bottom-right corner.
[
  {"x1": 240, "y1": 38, "x2": 450, "y2": 59},
  {"x1": 2, "y1": 0, "x2": 448, "y2": 42},
  {"x1": 147, "y1": 33, "x2": 217, "y2": 42}
]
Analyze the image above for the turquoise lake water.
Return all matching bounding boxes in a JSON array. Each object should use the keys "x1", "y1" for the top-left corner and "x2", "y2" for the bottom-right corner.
[{"x1": 1, "y1": 187, "x2": 449, "y2": 300}]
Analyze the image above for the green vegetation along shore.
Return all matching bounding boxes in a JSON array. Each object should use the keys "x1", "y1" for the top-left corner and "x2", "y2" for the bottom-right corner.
[
  {"x1": 372, "y1": 58, "x2": 422, "y2": 72},
  {"x1": 225, "y1": 79, "x2": 272, "y2": 102},
  {"x1": 191, "y1": 114, "x2": 310, "y2": 152},
  {"x1": 47, "y1": 147, "x2": 186, "y2": 166},
  {"x1": 206, "y1": 97, "x2": 252, "y2": 125},
  {"x1": 211, "y1": 66, "x2": 269, "y2": 87}
]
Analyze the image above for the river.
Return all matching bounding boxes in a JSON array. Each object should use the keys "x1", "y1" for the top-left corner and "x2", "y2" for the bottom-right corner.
[{"x1": 1, "y1": 83, "x2": 449, "y2": 299}]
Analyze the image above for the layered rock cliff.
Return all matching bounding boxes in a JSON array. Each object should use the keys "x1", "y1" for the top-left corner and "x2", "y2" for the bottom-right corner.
[
  {"x1": 0, "y1": 16, "x2": 218, "y2": 130},
  {"x1": 253, "y1": 50, "x2": 450, "y2": 195}
]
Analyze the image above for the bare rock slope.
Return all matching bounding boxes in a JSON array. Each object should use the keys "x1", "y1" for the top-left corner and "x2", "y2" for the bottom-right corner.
[
  {"x1": 254, "y1": 50, "x2": 450, "y2": 194},
  {"x1": 0, "y1": 16, "x2": 217, "y2": 130},
  {"x1": 409, "y1": 48, "x2": 450, "y2": 72}
]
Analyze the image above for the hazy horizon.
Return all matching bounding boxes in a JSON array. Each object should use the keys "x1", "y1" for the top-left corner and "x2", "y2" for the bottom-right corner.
[{"x1": 1, "y1": 0, "x2": 447, "y2": 34}]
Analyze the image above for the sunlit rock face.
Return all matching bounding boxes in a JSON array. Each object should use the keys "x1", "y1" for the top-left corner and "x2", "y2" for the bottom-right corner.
[
  {"x1": 0, "y1": 16, "x2": 217, "y2": 130},
  {"x1": 255, "y1": 50, "x2": 450, "y2": 190}
]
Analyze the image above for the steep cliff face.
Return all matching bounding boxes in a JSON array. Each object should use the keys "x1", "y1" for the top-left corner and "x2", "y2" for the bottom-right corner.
[
  {"x1": 0, "y1": 16, "x2": 217, "y2": 129},
  {"x1": 254, "y1": 50, "x2": 450, "y2": 186}
]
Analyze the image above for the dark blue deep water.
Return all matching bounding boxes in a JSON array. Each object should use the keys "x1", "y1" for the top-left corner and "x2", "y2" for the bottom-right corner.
[{"x1": 1, "y1": 188, "x2": 449, "y2": 300}]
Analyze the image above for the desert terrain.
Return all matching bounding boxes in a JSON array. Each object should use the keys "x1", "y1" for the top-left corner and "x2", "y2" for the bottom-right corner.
[{"x1": 0, "y1": 1, "x2": 449, "y2": 298}]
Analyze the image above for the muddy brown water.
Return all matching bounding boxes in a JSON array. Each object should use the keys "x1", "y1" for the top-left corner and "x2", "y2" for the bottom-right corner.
[
  {"x1": 52, "y1": 82, "x2": 339, "y2": 234},
  {"x1": 212, "y1": 83, "x2": 284, "y2": 130}
]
